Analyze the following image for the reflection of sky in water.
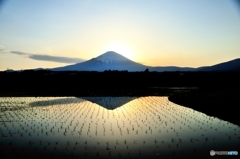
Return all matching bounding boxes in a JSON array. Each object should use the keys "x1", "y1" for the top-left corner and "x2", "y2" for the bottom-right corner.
[{"x1": 0, "y1": 97, "x2": 239, "y2": 158}]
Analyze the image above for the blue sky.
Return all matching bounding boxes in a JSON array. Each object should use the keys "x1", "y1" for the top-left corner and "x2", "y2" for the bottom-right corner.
[{"x1": 0, "y1": 0, "x2": 239, "y2": 70}]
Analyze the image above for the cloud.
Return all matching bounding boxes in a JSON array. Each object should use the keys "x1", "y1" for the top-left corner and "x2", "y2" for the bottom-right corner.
[
  {"x1": 11, "y1": 51, "x2": 85, "y2": 63},
  {"x1": 0, "y1": 47, "x2": 85, "y2": 63},
  {"x1": 11, "y1": 51, "x2": 28, "y2": 55},
  {"x1": 0, "y1": 45, "x2": 5, "y2": 51},
  {"x1": 29, "y1": 54, "x2": 85, "y2": 63},
  {"x1": 0, "y1": 45, "x2": 10, "y2": 53}
]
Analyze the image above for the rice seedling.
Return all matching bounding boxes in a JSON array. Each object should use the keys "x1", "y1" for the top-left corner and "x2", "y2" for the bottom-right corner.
[{"x1": 0, "y1": 96, "x2": 239, "y2": 158}]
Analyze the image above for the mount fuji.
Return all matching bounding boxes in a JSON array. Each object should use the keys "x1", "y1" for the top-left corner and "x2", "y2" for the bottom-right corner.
[
  {"x1": 51, "y1": 51, "x2": 195, "y2": 72},
  {"x1": 52, "y1": 51, "x2": 148, "y2": 71}
]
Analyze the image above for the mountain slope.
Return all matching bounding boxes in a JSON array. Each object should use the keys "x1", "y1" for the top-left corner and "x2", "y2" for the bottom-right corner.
[
  {"x1": 93, "y1": 51, "x2": 131, "y2": 63},
  {"x1": 52, "y1": 51, "x2": 148, "y2": 72},
  {"x1": 51, "y1": 51, "x2": 240, "y2": 72},
  {"x1": 196, "y1": 58, "x2": 240, "y2": 71},
  {"x1": 150, "y1": 66, "x2": 195, "y2": 72}
]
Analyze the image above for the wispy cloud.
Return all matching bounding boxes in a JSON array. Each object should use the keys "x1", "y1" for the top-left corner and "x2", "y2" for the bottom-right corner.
[
  {"x1": 0, "y1": 47, "x2": 11, "y2": 54},
  {"x1": 29, "y1": 54, "x2": 85, "y2": 63},
  {"x1": 0, "y1": 45, "x2": 9, "y2": 53},
  {"x1": 11, "y1": 51, "x2": 27, "y2": 55},
  {"x1": 0, "y1": 46, "x2": 85, "y2": 63}
]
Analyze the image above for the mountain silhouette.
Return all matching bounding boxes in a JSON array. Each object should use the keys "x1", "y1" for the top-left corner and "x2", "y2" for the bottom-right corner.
[
  {"x1": 196, "y1": 58, "x2": 240, "y2": 71},
  {"x1": 52, "y1": 51, "x2": 148, "y2": 71},
  {"x1": 45, "y1": 52, "x2": 240, "y2": 72},
  {"x1": 79, "y1": 97, "x2": 137, "y2": 110},
  {"x1": 29, "y1": 96, "x2": 137, "y2": 110}
]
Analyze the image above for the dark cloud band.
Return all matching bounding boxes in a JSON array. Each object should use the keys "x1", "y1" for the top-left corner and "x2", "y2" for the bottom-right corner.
[
  {"x1": 11, "y1": 51, "x2": 27, "y2": 55},
  {"x1": 29, "y1": 54, "x2": 84, "y2": 63},
  {"x1": 9, "y1": 50, "x2": 85, "y2": 63}
]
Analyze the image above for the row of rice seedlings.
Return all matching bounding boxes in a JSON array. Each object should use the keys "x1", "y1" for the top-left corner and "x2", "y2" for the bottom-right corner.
[{"x1": 0, "y1": 97, "x2": 239, "y2": 158}]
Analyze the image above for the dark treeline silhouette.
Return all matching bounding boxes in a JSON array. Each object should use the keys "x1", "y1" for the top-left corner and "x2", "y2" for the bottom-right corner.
[
  {"x1": 1, "y1": 69, "x2": 240, "y2": 125},
  {"x1": 0, "y1": 69, "x2": 239, "y2": 96}
]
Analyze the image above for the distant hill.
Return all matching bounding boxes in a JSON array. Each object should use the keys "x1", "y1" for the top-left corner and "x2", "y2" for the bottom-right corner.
[
  {"x1": 150, "y1": 66, "x2": 195, "y2": 72},
  {"x1": 51, "y1": 51, "x2": 240, "y2": 72},
  {"x1": 4, "y1": 69, "x2": 15, "y2": 73},
  {"x1": 4, "y1": 51, "x2": 238, "y2": 72},
  {"x1": 196, "y1": 58, "x2": 240, "y2": 71}
]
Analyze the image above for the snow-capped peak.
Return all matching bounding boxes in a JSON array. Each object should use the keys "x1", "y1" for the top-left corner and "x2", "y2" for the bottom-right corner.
[{"x1": 92, "y1": 51, "x2": 131, "y2": 64}]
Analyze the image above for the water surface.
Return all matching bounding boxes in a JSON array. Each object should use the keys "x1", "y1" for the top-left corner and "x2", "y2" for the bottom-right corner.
[{"x1": 0, "y1": 97, "x2": 239, "y2": 158}]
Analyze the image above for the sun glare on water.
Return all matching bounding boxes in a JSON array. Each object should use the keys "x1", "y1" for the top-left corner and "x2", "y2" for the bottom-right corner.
[{"x1": 103, "y1": 43, "x2": 134, "y2": 59}]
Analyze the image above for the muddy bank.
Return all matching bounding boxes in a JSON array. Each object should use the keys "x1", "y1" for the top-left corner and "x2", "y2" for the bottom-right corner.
[
  {"x1": 168, "y1": 87, "x2": 240, "y2": 126},
  {"x1": 0, "y1": 87, "x2": 197, "y2": 97}
]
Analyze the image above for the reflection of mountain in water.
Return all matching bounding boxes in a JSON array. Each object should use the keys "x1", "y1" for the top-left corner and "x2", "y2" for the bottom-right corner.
[
  {"x1": 29, "y1": 97, "x2": 137, "y2": 110},
  {"x1": 79, "y1": 97, "x2": 137, "y2": 110},
  {"x1": 1, "y1": 97, "x2": 240, "y2": 158}
]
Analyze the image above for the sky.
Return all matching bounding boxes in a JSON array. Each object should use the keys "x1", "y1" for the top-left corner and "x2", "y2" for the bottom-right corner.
[{"x1": 0, "y1": 0, "x2": 239, "y2": 70}]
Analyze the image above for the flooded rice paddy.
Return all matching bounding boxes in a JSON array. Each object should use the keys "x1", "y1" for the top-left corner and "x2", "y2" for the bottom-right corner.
[{"x1": 0, "y1": 97, "x2": 239, "y2": 158}]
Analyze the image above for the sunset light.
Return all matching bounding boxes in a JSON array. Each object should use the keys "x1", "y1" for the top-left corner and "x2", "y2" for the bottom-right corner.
[
  {"x1": 102, "y1": 43, "x2": 134, "y2": 59},
  {"x1": 0, "y1": 1, "x2": 239, "y2": 158},
  {"x1": 0, "y1": 0, "x2": 239, "y2": 70}
]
